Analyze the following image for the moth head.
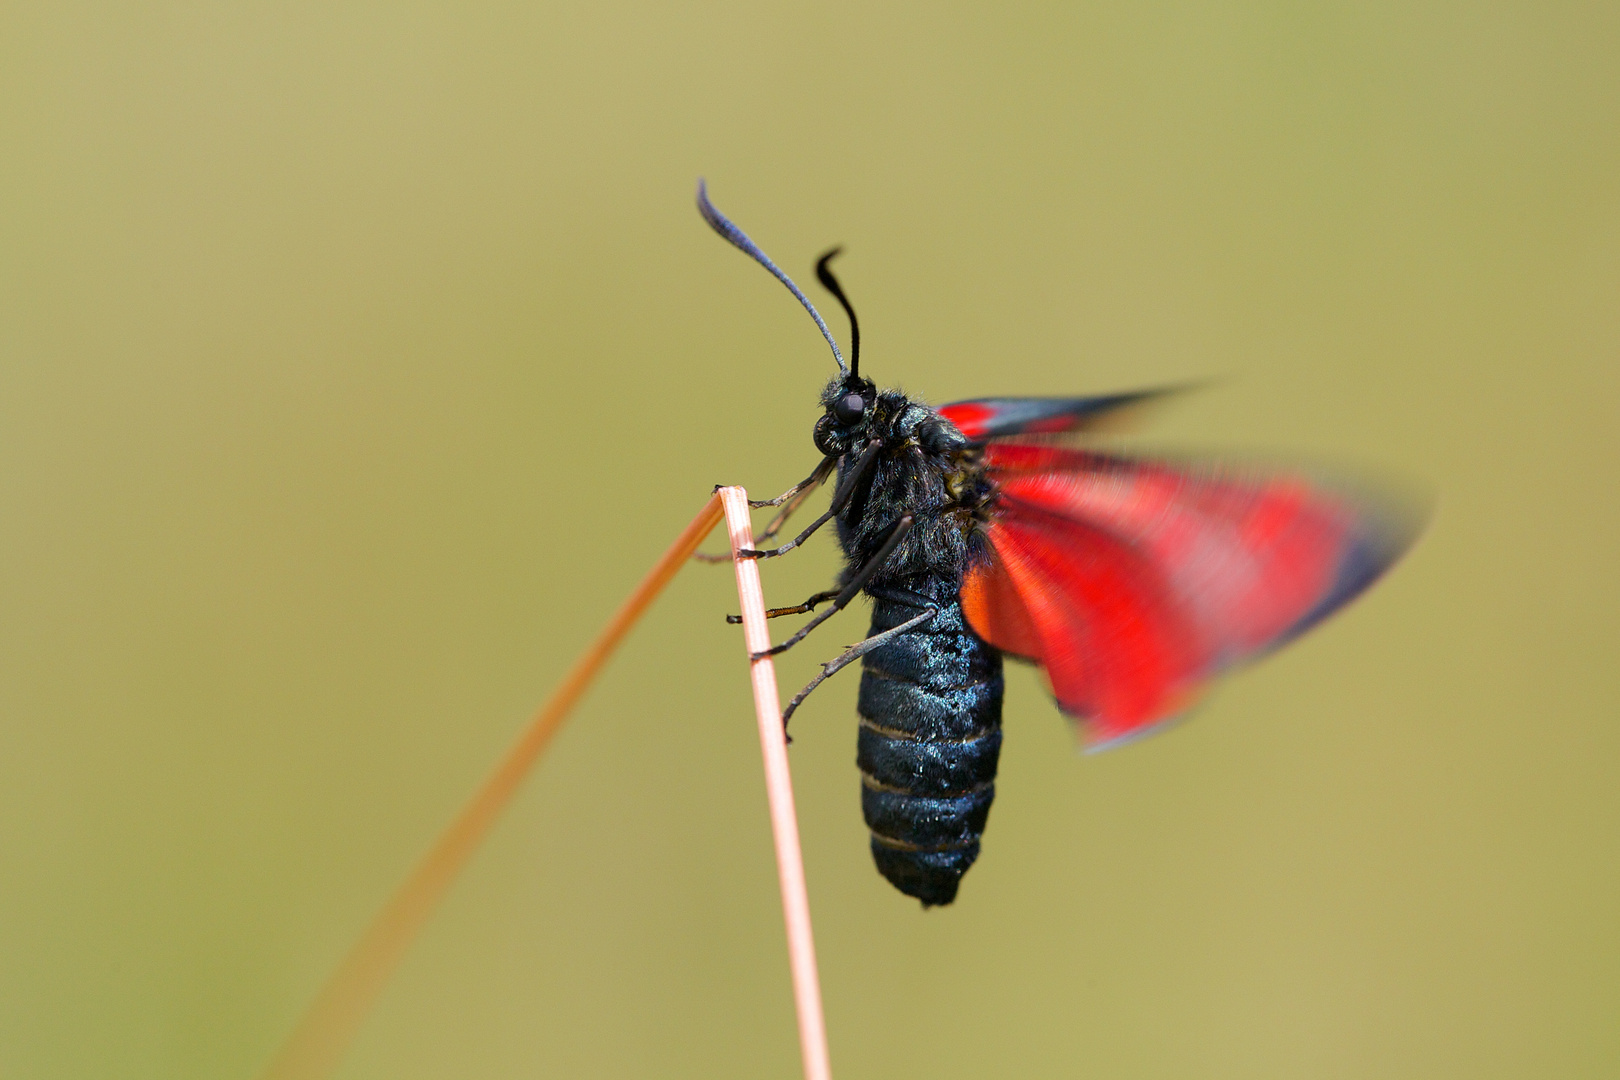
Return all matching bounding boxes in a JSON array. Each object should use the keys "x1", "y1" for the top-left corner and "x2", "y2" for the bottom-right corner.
[{"x1": 814, "y1": 375, "x2": 877, "y2": 455}]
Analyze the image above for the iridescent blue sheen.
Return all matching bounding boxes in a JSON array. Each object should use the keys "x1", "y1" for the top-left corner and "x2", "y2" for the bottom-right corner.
[{"x1": 856, "y1": 590, "x2": 1004, "y2": 906}]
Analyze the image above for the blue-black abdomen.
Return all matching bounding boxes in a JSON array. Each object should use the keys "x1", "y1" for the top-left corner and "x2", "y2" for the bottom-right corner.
[{"x1": 857, "y1": 591, "x2": 1004, "y2": 906}]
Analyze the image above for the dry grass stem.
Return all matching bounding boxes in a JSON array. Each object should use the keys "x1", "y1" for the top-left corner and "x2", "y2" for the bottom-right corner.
[{"x1": 717, "y1": 485, "x2": 833, "y2": 1080}]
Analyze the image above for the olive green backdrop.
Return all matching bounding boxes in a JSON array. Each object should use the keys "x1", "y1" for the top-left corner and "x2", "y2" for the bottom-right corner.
[{"x1": 2, "y1": 2, "x2": 1615, "y2": 1077}]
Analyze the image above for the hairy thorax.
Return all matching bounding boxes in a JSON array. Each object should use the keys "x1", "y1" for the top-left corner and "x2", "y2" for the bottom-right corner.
[{"x1": 831, "y1": 389, "x2": 994, "y2": 593}]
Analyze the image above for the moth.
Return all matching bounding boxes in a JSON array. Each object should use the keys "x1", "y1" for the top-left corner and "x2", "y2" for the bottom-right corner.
[{"x1": 700, "y1": 183, "x2": 1420, "y2": 906}]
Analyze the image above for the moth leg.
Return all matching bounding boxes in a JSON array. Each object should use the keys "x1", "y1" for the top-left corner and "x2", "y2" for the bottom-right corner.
[
  {"x1": 725, "y1": 589, "x2": 839, "y2": 625},
  {"x1": 751, "y1": 513, "x2": 914, "y2": 659},
  {"x1": 740, "y1": 438, "x2": 882, "y2": 560},
  {"x1": 756, "y1": 458, "x2": 835, "y2": 544},
  {"x1": 692, "y1": 456, "x2": 836, "y2": 563},
  {"x1": 751, "y1": 455, "x2": 836, "y2": 511},
  {"x1": 780, "y1": 605, "x2": 938, "y2": 735}
]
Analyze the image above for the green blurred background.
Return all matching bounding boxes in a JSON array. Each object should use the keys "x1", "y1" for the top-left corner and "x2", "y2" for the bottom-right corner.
[{"x1": 3, "y1": 2, "x2": 1616, "y2": 1077}]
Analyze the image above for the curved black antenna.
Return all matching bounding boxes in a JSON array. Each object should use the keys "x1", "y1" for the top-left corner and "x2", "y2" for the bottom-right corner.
[
  {"x1": 814, "y1": 248, "x2": 860, "y2": 380},
  {"x1": 696, "y1": 180, "x2": 848, "y2": 376}
]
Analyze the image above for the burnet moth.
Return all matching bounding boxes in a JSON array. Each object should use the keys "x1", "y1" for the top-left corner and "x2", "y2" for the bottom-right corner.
[{"x1": 699, "y1": 182, "x2": 1422, "y2": 907}]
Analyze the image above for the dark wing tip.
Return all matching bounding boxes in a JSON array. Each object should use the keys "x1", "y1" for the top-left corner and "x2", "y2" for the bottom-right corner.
[
  {"x1": 941, "y1": 385, "x2": 1195, "y2": 442},
  {"x1": 1284, "y1": 477, "x2": 1433, "y2": 644}
]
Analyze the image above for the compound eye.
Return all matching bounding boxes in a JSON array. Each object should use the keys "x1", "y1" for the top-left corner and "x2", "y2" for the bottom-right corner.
[{"x1": 832, "y1": 392, "x2": 866, "y2": 426}]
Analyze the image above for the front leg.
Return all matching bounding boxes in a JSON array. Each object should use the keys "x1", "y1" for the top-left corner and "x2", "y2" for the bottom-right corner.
[
  {"x1": 739, "y1": 438, "x2": 882, "y2": 560},
  {"x1": 692, "y1": 457, "x2": 837, "y2": 564},
  {"x1": 754, "y1": 455, "x2": 836, "y2": 546},
  {"x1": 753, "y1": 454, "x2": 835, "y2": 515}
]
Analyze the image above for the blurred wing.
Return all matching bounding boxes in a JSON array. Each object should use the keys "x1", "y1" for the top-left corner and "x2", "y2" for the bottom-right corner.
[
  {"x1": 960, "y1": 443, "x2": 1420, "y2": 749},
  {"x1": 939, "y1": 389, "x2": 1174, "y2": 442}
]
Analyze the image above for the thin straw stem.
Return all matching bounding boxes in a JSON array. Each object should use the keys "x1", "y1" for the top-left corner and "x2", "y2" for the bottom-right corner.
[
  {"x1": 717, "y1": 486, "x2": 832, "y2": 1080},
  {"x1": 260, "y1": 494, "x2": 725, "y2": 1080}
]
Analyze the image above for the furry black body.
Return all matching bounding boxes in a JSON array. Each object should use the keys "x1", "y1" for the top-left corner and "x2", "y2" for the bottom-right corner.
[
  {"x1": 693, "y1": 185, "x2": 1011, "y2": 905},
  {"x1": 815, "y1": 378, "x2": 1005, "y2": 906}
]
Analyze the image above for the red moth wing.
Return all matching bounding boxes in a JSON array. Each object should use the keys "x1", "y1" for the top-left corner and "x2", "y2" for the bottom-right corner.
[
  {"x1": 964, "y1": 443, "x2": 1417, "y2": 749},
  {"x1": 958, "y1": 548, "x2": 1042, "y2": 660},
  {"x1": 939, "y1": 390, "x2": 1170, "y2": 442},
  {"x1": 964, "y1": 507, "x2": 1209, "y2": 744}
]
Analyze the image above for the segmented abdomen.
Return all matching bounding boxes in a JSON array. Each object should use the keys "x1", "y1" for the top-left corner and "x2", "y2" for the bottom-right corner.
[{"x1": 857, "y1": 591, "x2": 1004, "y2": 907}]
